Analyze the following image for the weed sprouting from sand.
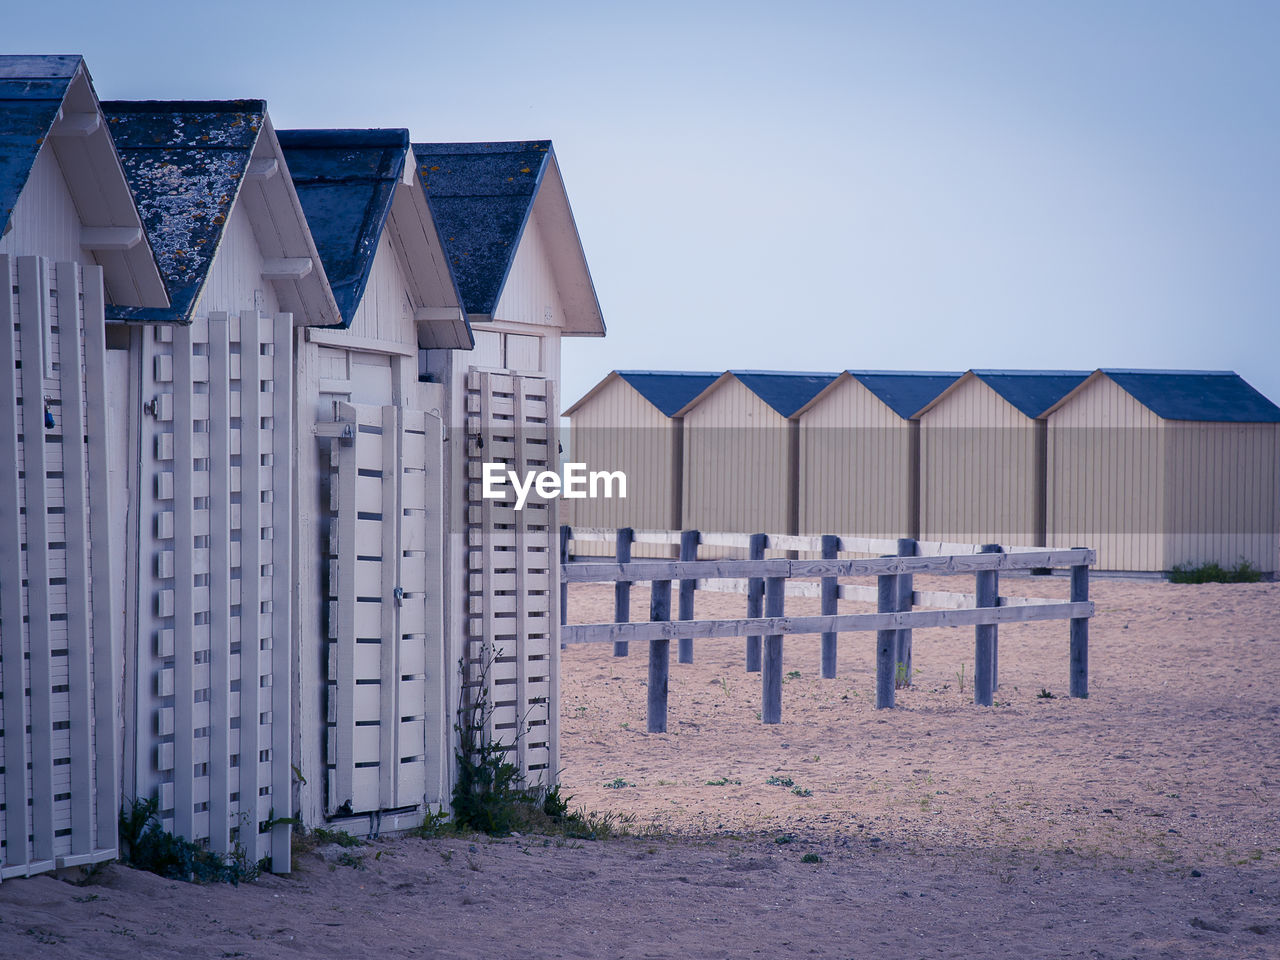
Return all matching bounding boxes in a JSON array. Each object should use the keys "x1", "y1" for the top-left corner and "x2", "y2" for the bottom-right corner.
[
  {"x1": 956, "y1": 663, "x2": 966, "y2": 694},
  {"x1": 765, "y1": 775, "x2": 794, "y2": 788},
  {"x1": 604, "y1": 777, "x2": 634, "y2": 789},
  {"x1": 791, "y1": 786, "x2": 813, "y2": 797},
  {"x1": 1037, "y1": 688, "x2": 1056, "y2": 699},
  {"x1": 800, "y1": 852, "x2": 822, "y2": 864},
  {"x1": 119, "y1": 797, "x2": 266, "y2": 884},
  {"x1": 705, "y1": 776, "x2": 742, "y2": 787},
  {"x1": 1168, "y1": 559, "x2": 1262, "y2": 583},
  {"x1": 453, "y1": 655, "x2": 625, "y2": 839}
]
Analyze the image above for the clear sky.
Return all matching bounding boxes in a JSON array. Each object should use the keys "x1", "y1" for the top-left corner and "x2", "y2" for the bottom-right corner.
[{"x1": 7, "y1": 1, "x2": 1279, "y2": 409}]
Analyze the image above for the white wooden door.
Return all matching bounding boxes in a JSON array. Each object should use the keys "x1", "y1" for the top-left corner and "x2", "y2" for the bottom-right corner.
[
  {"x1": 0, "y1": 256, "x2": 118, "y2": 879},
  {"x1": 325, "y1": 402, "x2": 445, "y2": 817},
  {"x1": 465, "y1": 371, "x2": 559, "y2": 787},
  {"x1": 133, "y1": 309, "x2": 294, "y2": 871}
]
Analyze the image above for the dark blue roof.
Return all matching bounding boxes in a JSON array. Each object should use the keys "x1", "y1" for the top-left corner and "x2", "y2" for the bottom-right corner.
[
  {"x1": 972, "y1": 370, "x2": 1091, "y2": 418},
  {"x1": 617, "y1": 371, "x2": 720, "y2": 417},
  {"x1": 102, "y1": 100, "x2": 265, "y2": 323},
  {"x1": 411, "y1": 141, "x2": 551, "y2": 316},
  {"x1": 277, "y1": 129, "x2": 406, "y2": 327},
  {"x1": 1102, "y1": 370, "x2": 1280, "y2": 423},
  {"x1": 732, "y1": 371, "x2": 839, "y2": 418},
  {"x1": 848, "y1": 371, "x2": 963, "y2": 419},
  {"x1": 0, "y1": 56, "x2": 80, "y2": 234}
]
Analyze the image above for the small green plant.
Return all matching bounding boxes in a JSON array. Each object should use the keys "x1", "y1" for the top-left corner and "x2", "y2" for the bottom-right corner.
[
  {"x1": 765, "y1": 775, "x2": 794, "y2": 788},
  {"x1": 791, "y1": 786, "x2": 812, "y2": 797},
  {"x1": 956, "y1": 663, "x2": 966, "y2": 694},
  {"x1": 800, "y1": 853, "x2": 822, "y2": 864},
  {"x1": 1037, "y1": 688, "x2": 1056, "y2": 699},
  {"x1": 704, "y1": 776, "x2": 741, "y2": 787},
  {"x1": 1169, "y1": 559, "x2": 1263, "y2": 583},
  {"x1": 604, "y1": 777, "x2": 633, "y2": 790},
  {"x1": 895, "y1": 661, "x2": 909, "y2": 689},
  {"x1": 334, "y1": 851, "x2": 365, "y2": 870},
  {"x1": 119, "y1": 797, "x2": 264, "y2": 884},
  {"x1": 785, "y1": 670, "x2": 801, "y2": 682},
  {"x1": 308, "y1": 827, "x2": 364, "y2": 848},
  {"x1": 775, "y1": 833, "x2": 796, "y2": 845}
]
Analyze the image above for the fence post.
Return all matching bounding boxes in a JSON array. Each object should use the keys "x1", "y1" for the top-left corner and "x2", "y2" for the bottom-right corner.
[
  {"x1": 745, "y1": 533, "x2": 767, "y2": 672},
  {"x1": 648, "y1": 580, "x2": 672, "y2": 733},
  {"x1": 820, "y1": 534, "x2": 839, "y2": 678},
  {"x1": 678, "y1": 529, "x2": 700, "y2": 664},
  {"x1": 1070, "y1": 554, "x2": 1089, "y2": 698},
  {"x1": 896, "y1": 537, "x2": 917, "y2": 687},
  {"x1": 974, "y1": 543, "x2": 1001, "y2": 706},
  {"x1": 875, "y1": 561, "x2": 897, "y2": 709},
  {"x1": 559, "y1": 525, "x2": 571, "y2": 650},
  {"x1": 761, "y1": 576, "x2": 785, "y2": 723},
  {"x1": 613, "y1": 527, "x2": 634, "y2": 657}
]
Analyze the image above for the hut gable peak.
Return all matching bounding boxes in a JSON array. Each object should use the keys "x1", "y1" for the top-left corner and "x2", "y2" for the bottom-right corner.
[
  {"x1": 729, "y1": 371, "x2": 839, "y2": 419},
  {"x1": 807, "y1": 370, "x2": 963, "y2": 420},
  {"x1": 0, "y1": 54, "x2": 167, "y2": 307},
  {"x1": 919, "y1": 369, "x2": 1091, "y2": 419},
  {"x1": 412, "y1": 140, "x2": 604, "y2": 335},
  {"x1": 616, "y1": 370, "x2": 721, "y2": 418},
  {"x1": 103, "y1": 100, "x2": 340, "y2": 326},
  {"x1": 1048, "y1": 369, "x2": 1280, "y2": 423}
]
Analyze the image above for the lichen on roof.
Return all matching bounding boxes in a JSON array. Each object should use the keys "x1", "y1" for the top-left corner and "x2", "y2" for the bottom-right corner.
[
  {"x1": 411, "y1": 140, "x2": 552, "y2": 316},
  {"x1": 102, "y1": 101, "x2": 265, "y2": 323}
]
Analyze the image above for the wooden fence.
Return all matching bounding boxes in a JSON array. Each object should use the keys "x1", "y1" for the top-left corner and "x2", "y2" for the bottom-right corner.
[
  {"x1": 560, "y1": 526, "x2": 1093, "y2": 731},
  {"x1": 0, "y1": 256, "x2": 119, "y2": 879}
]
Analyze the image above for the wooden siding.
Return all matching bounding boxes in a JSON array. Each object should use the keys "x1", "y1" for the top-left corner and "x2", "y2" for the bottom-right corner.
[
  {"x1": 0, "y1": 256, "x2": 119, "y2": 880},
  {"x1": 568, "y1": 376, "x2": 681, "y2": 532},
  {"x1": 0, "y1": 143, "x2": 94, "y2": 264},
  {"x1": 325, "y1": 402, "x2": 446, "y2": 817},
  {"x1": 192, "y1": 203, "x2": 282, "y2": 319},
  {"x1": 1047, "y1": 375, "x2": 1166, "y2": 571},
  {"x1": 919, "y1": 376, "x2": 1042, "y2": 546},
  {"x1": 682, "y1": 379, "x2": 792, "y2": 535},
  {"x1": 347, "y1": 231, "x2": 418, "y2": 350},
  {"x1": 1161, "y1": 421, "x2": 1280, "y2": 572},
  {"x1": 799, "y1": 376, "x2": 915, "y2": 537},
  {"x1": 492, "y1": 206, "x2": 564, "y2": 328},
  {"x1": 464, "y1": 372, "x2": 559, "y2": 787},
  {"x1": 132, "y1": 310, "x2": 294, "y2": 872}
]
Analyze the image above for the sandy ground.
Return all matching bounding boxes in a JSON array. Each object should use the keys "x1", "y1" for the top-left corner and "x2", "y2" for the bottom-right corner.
[{"x1": 2, "y1": 576, "x2": 1278, "y2": 958}]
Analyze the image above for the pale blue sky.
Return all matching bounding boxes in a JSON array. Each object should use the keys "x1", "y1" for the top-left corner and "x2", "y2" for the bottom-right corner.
[{"x1": 8, "y1": 1, "x2": 1279, "y2": 408}]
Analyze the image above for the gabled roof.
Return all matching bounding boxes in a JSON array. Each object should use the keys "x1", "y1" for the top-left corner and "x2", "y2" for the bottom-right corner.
[
  {"x1": 850, "y1": 371, "x2": 963, "y2": 419},
  {"x1": 971, "y1": 370, "x2": 1091, "y2": 418},
  {"x1": 413, "y1": 140, "x2": 604, "y2": 335},
  {"x1": 277, "y1": 128, "x2": 405, "y2": 325},
  {"x1": 618, "y1": 371, "x2": 721, "y2": 417},
  {"x1": 733, "y1": 371, "x2": 839, "y2": 418},
  {"x1": 1047, "y1": 370, "x2": 1280, "y2": 423},
  {"x1": 675, "y1": 370, "x2": 838, "y2": 419},
  {"x1": 0, "y1": 55, "x2": 167, "y2": 307},
  {"x1": 103, "y1": 100, "x2": 339, "y2": 326},
  {"x1": 565, "y1": 370, "x2": 721, "y2": 418}
]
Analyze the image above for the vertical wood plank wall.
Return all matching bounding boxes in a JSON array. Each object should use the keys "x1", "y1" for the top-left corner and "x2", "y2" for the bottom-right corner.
[
  {"x1": 682, "y1": 379, "x2": 792, "y2": 535},
  {"x1": 465, "y1": 371, "x2": 559, "y2": 788},
  {"x1": 1047, "y1": 375, "x2": 1166, "y2": 571},
  {"x1": 919, "y1": 377, "x2": 1041, "y2": 547},
  {"x1": 133, "y1": 309, "x2": 294, "y2": 872},
  {"x1": 568, "y1": 377, "x2": 681, "y2": 537},
  {"x1": 0, "y1": 145, "x2": 88, "y2": 264},
  {"x1": 0, "y1": 256, "x2": 119, "y2": 880},
  {"x1": 799, "y1": 377, "x2": 914, "y2": 537}
]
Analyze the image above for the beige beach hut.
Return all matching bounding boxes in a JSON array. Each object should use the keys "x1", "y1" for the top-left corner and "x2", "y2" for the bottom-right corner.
[
  {"x1": 1045, "y1": 370, "x2": 1280, "y2": 573},
  {"x1": 916, "y1": 370, "x2": 1089, "y2": 546},
  {"x1": 678, "y1": 371, "x2": 837, "y2": 535},
  {"x1": 796, "y1": 371, "x2": 960, "y2": 538},
  {"x1": 563, "y1": 370, "x2": 719, "y2": 537}
]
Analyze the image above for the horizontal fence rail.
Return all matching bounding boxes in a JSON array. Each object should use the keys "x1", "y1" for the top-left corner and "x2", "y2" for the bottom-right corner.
[{"x1": 559, "y1": 526, "x2": 1093, "y2": 730}]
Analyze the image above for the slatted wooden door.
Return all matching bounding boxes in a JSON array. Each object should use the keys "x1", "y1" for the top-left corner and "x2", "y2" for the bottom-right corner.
[
  {"x1": 0, "y1": 255, "x2": 119, "y2": 880},
  {"x1": 465, "y1": 371, "x2": 559, "y2": 788},
  {"x1": 326, "y1": 402, "x2": 444, "y2": 818},
  {"x1": 134, "y1": 309, "x2": 293, "y2": 871}
]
